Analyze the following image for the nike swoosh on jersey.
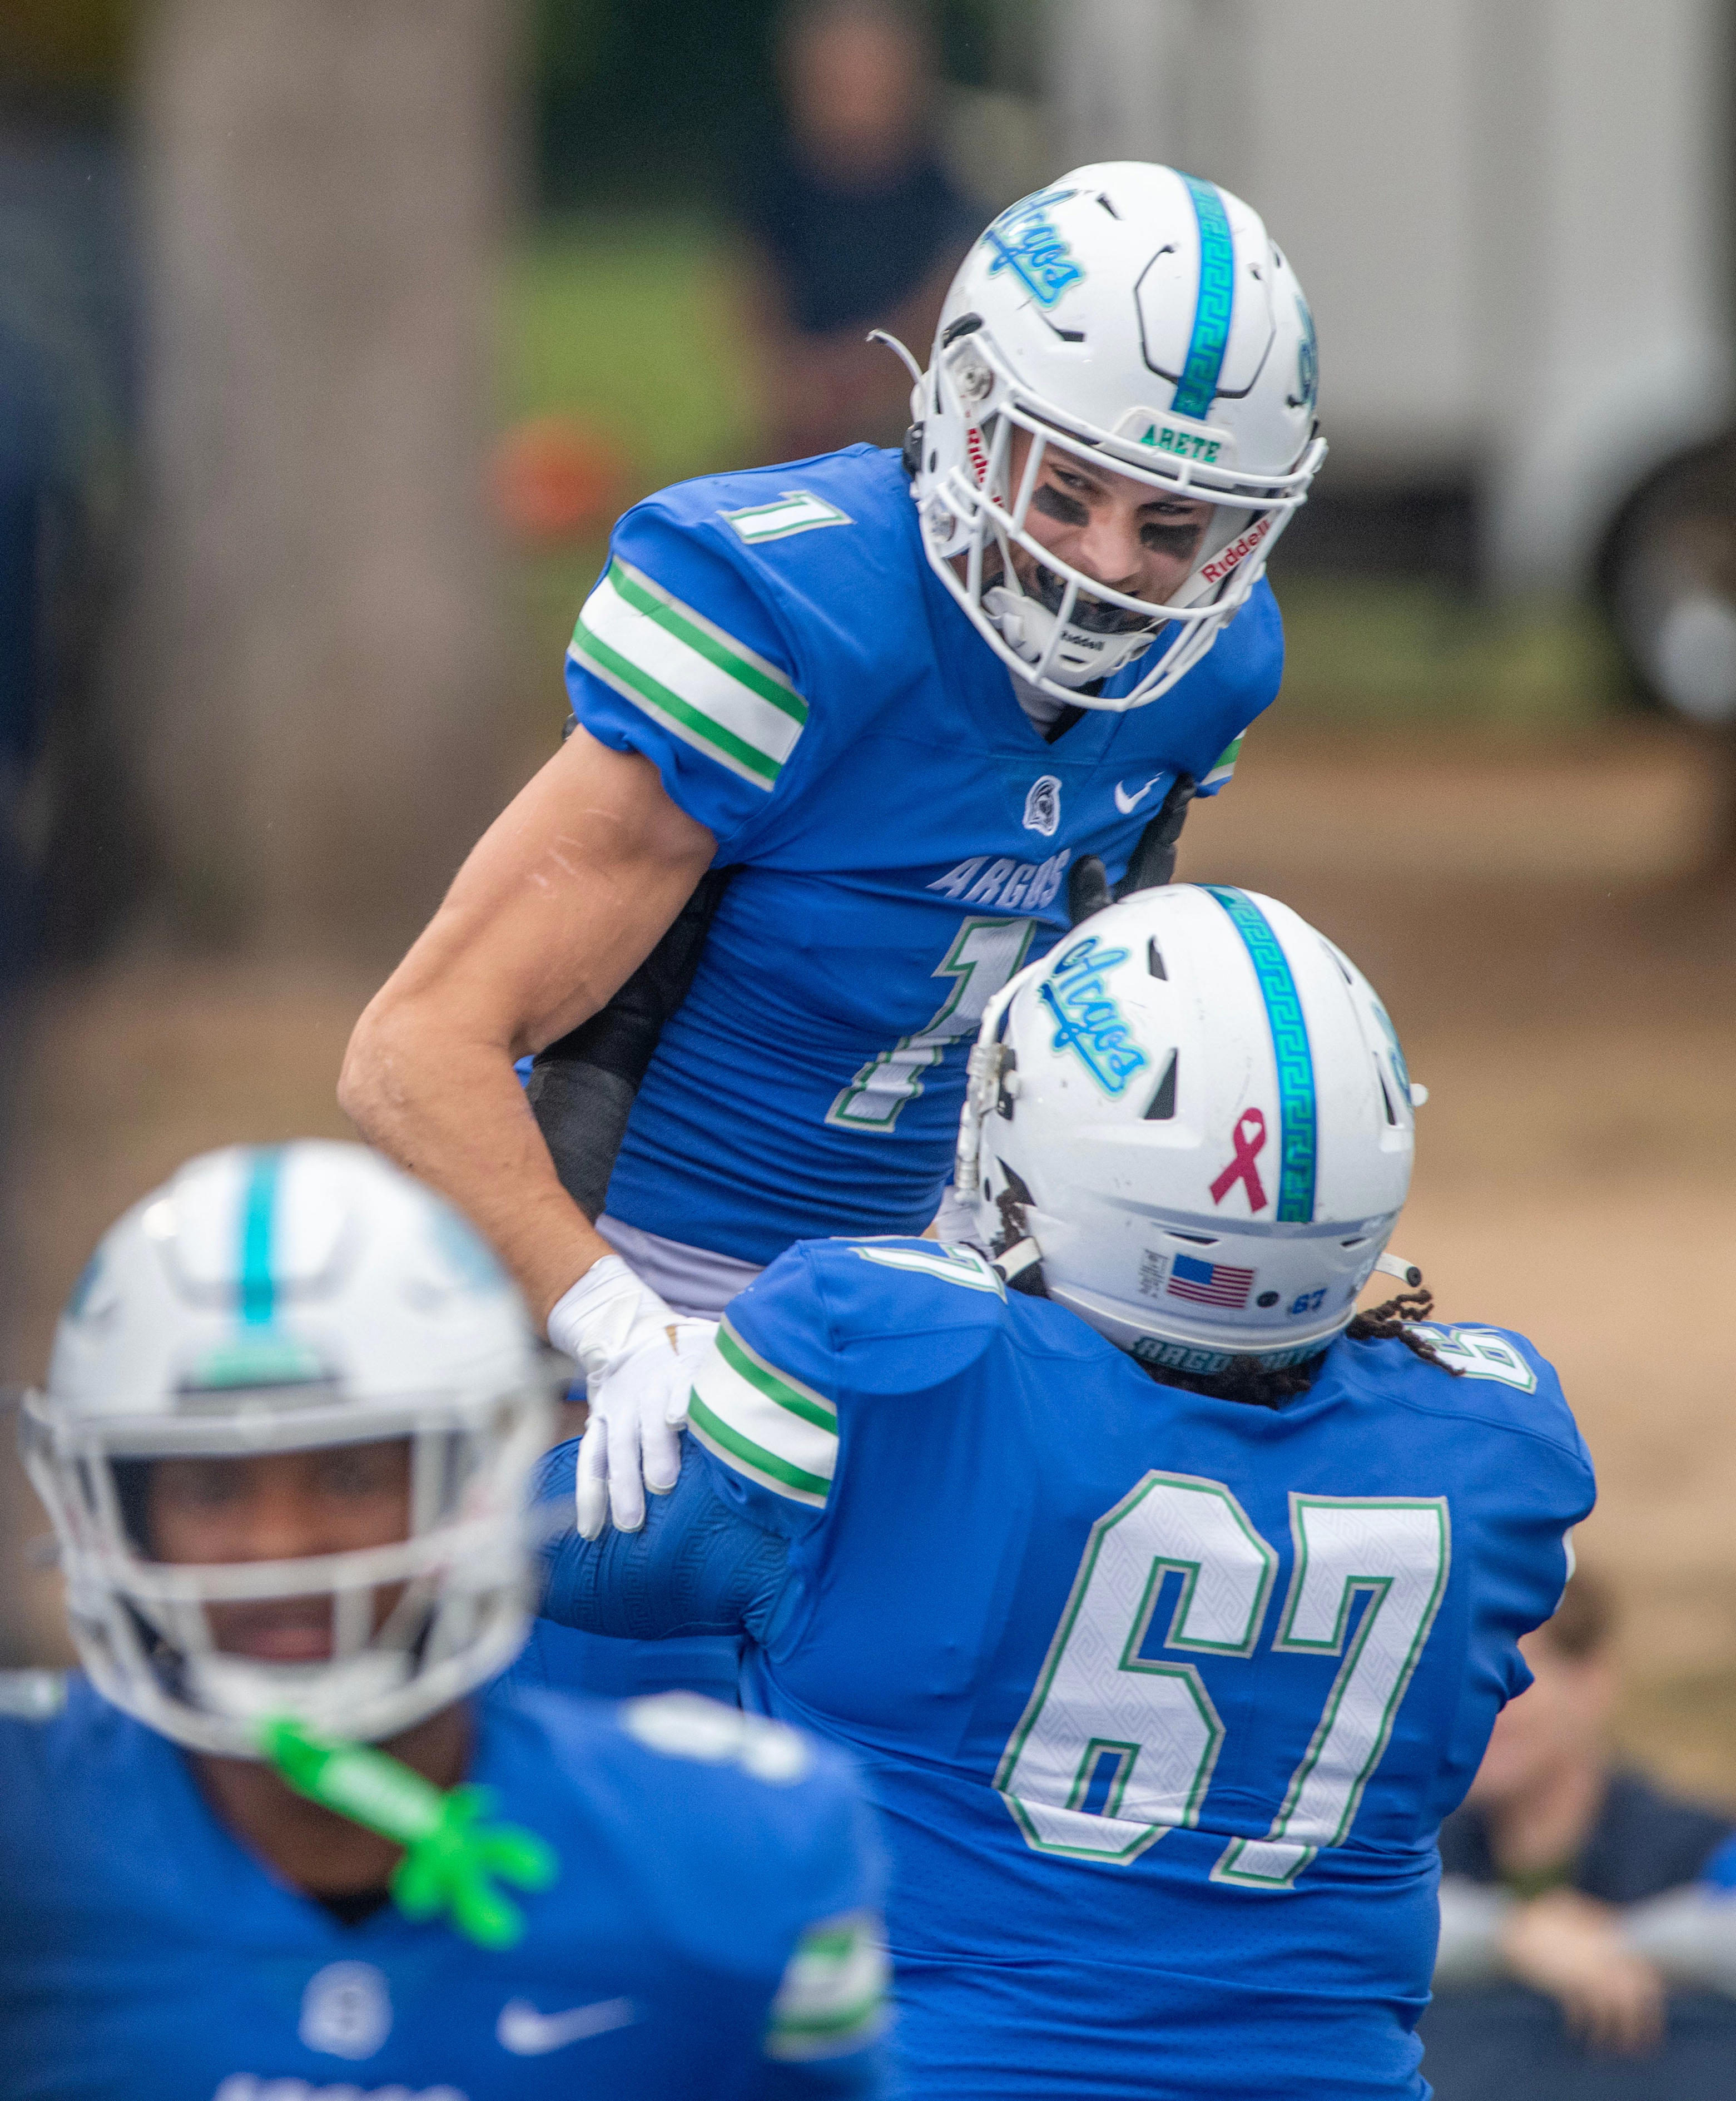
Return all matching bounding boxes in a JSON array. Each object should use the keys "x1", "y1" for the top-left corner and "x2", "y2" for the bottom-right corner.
[
  {"x1": 1113, "y1": 774, "x2": 1166, "y2": 815},
  {"x1": 496, "y1": 1996, "x2": 637, "y2": 2055}
]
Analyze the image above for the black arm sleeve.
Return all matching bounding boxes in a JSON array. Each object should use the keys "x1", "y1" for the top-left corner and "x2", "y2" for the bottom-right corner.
[
  {"x1": 527, "y1": 863, "x2": 735, "y2": 1219},
  {"x1": 1064, "y1": 773, "x2": 1196, "y2": 928}
]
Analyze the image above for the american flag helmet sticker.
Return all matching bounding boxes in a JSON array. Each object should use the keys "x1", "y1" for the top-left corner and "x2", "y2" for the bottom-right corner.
[{"x1": 1165, "y1": 1253, "x2": 1256, "y2": 1309}]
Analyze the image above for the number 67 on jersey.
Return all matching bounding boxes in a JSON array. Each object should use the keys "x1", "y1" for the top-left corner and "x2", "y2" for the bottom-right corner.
[{"x1": 998, "y1": 1471, "x2": 1450, "y2": 1889}]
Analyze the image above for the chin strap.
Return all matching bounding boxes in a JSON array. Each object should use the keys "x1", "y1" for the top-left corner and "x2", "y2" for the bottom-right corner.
[{"x1": 260, "y1": 1715, "x2": 558, "y2": 1949}]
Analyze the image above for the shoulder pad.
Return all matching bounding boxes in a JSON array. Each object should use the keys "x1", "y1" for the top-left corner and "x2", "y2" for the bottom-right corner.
[
  {"x1": 691, "y1": 1241, "x2": 1013, "y2": 1512},
  {"x1": 772, "y1": 1237, "x2": 1013, "y2": 1394},
  {"x1": 1363, "y1": 1323, "x2": 1588, "y2": 1457}
]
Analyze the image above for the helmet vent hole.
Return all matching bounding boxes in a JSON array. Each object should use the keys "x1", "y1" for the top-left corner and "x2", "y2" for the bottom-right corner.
[
  {"x1": 1143, "y1": 1052, "x2": 1177, "y2": 1121},
  {"x1": 1146, "y1": 937, "x2": 1167, "y2": 980},
  {"x1": 1168, "y1": 1230, "x2": 1217, "y2": 1246},
  {"x1": 1096, "y1": 192, "x2": 1120, "y2": 219},
  {"x1": 941, "y1": 313, "x2": 984, "y2": 346},
  {"x1": 1375, "y1": 1062, "x2": 1398, "y2": 1126}
]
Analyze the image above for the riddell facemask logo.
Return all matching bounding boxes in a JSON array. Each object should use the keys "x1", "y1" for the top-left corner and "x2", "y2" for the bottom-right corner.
[
  {"x1": 1201, "y1": 512, "x2": 1274, "y2": 587},
  {"x1": 965, "y1": 424, "x2": 989, "y2": 486}
]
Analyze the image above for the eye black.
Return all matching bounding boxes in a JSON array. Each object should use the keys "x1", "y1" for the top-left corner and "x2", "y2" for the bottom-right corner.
[{"x1": 1033, "y1": 484, "x2": 1089, "y2": 529}]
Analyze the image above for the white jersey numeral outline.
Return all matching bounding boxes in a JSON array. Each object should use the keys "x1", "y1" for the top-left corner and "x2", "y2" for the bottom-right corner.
[
  {"x1": 997, "y1": 1474, "x2": 1450, "y2": 1889},
  {"x1": 826, "y1": 915, "x2": 1034, "y2": 1133}
]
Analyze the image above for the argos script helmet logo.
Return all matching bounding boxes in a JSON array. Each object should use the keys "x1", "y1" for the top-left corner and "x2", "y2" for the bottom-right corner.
[
  {"x1": 983, "y1": 187, "x2": 1085, "y2": 309},
  {"x1": 1023, "y1": 775, "x2": 1062, "y2": 836},
  {"x1": 1038, "y1": 936, "x2": 1149, "y2": 1096}
]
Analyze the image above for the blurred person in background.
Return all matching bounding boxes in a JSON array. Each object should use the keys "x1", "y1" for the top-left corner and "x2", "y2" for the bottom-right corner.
[
  {"x1": 1422, "y1": 1566, "x2": 1736, "y2": 2098},
  {"x1": 733, "y1": 0, "x2": 976, "y2": 462},
  {"x1": 0, "y1": 1142, "x2": 889, "y2": 2098}
]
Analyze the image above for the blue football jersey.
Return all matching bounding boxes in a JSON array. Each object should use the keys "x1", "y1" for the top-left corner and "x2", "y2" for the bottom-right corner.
[
  {"x1": 0, "y1": 1675, "x2": 890, "y2": 2100},
  {"x1": 567, "y1": 444, "x2": 1282, "y2": 1264},
  {"x1": 668, "y1": 1238, "x2": 1596, "y2": 2099}
]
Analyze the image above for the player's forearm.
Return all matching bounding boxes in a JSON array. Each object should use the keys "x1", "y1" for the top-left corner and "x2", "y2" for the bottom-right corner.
[
  {"x1": 535, "y1": 1438, "x2": 789, "y2": 1639},
  {"x1": 341, "y1": 995, "x2": 609, "y2": 1323},
  {"x1": 339, "y1": 729, "x2": 717, "y2": 1324}
]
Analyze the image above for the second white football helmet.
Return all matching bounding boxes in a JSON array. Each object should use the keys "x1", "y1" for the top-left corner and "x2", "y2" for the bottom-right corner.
[
  {"x1": 909, "y1": 162, "x2": 1325, "y2": 709},
  {"x1": 22, "y1": 1142, "x2": 556, "y2": 1757},
  {"x1": 955, "y1": 887, "x2": 1419, "y2": 1372}
]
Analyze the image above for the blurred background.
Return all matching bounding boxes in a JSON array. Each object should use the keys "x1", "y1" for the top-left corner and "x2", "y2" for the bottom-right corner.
[{"x1": 1, "y1": 0, "x2": 1734, "y2": 1820}]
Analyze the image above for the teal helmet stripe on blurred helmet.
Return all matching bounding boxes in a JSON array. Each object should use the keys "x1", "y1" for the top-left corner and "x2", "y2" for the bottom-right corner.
[{"x1": 237, "y1": 1145, "x2": 284, "y2": 1327}]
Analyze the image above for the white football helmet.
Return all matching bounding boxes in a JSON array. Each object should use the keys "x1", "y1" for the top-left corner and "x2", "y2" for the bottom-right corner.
[
  {"x1": 907, "y1": 162, "x2": 1325, "y2": 710},
  {"x1": 955, "y1": 888, "x2": 1420, "y2": 1373},
  {"x1": 21, "y1": 1142, "x2": 556, "y2": 1757}
]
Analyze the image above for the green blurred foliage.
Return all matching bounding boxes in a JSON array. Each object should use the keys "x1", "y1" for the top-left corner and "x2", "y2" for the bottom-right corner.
[
  {"x1": 502, "y1": 213, "x2": 756, "y2": 480},
  {"x1": 502, "y1": 211, "x2": 760, "y2": 736},
  {"x1": 1272, "y1": 577, "x2": 1625, "y2": 730}
]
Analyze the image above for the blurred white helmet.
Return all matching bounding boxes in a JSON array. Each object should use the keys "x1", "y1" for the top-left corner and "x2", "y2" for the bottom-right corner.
[
  {"x1": 22, "y1": 1142, "x2": 555, "y2": 1757},
  {"x1": 909, "y1": 162, "x2": 1325, "y2": 710},
  {"x1": 955, "y1": 888, "x2": 1418, "y2": 1372}
]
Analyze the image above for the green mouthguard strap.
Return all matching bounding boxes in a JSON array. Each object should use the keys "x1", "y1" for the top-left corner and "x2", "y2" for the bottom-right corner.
[{"x1": 260, "y1": 1715, "x2": 558, "y2": 1949}]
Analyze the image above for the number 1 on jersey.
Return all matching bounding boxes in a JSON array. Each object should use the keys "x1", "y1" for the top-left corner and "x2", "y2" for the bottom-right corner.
[
  {"x1": 827, "y1": 916, "x2": 1035, "y2": 1132},
  {"x1": 998, "y1": 1475, "x2": 1450, "y2": 1889}
]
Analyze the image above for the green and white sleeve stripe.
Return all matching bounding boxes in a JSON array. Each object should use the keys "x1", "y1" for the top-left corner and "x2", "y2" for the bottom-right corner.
[
  {"x1": 765, "y1": 1911, "x2": 889, "y2": 2062},
  {"x1": 686, "y1": 1320, "x2": 838, "y2": 1508},
  {"x1": 568, "y1": 556, "x2": 809, "y2": 790},
  {"x1": 1202, "y1": 733, "x2": 1244, "y2": 790}
]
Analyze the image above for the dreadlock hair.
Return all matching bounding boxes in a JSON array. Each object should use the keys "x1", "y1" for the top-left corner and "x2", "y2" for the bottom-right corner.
[
  {"x1": 1150, "y1": 1353, "x2": 1324, "y2": 1411},
  {"x1": 1345, "y1": 1286, "x2": 1460, "y2": 1373},
  {"x1": 1136, "y1": 1282, "x2": 1463, "y2": 1411},
  {"x1": 988, "y1": 1163, "x2": 1049, "y2": 1296}
]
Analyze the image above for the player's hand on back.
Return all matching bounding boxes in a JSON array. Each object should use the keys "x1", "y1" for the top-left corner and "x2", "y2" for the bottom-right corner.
[
  {"x1": 1501, "y1": 1887, "x2": 1666, "y2": 2056},
  {"x1": 549, "y1": 1255, "x2": 716, "y2": 1537}
]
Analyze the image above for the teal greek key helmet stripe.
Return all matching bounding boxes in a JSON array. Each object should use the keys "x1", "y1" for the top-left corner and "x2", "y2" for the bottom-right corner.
[
  {"x1": 1171, "y1": 175, "x2": 1236, "y2": 421},
  {"x1": 1204, "y1": 889, "x2": 1317, "y2": 1222},
  {"x1": 239, "y1": 1147, "x2": 285, "y2": 1326}
]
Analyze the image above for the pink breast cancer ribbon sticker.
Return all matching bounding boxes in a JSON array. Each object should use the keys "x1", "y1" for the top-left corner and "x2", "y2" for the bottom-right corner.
[{"x1": 1210, "y1": 1108, "x2": 1270, "y2": 1213}]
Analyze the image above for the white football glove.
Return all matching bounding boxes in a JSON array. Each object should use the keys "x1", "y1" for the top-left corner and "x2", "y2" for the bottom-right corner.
[{"x1": 547, "y1": 1256, "x2": 716, "y2": 1539}]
